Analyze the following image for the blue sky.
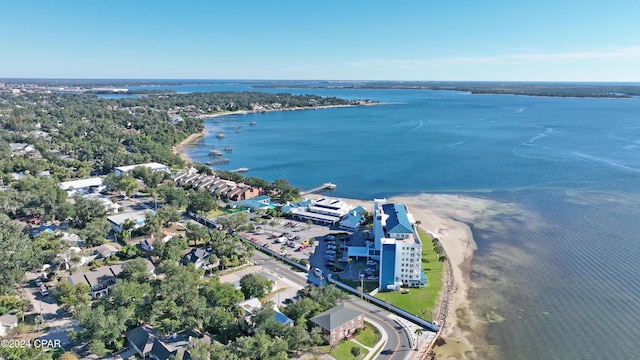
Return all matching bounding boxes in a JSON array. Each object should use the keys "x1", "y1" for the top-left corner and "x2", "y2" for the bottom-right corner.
[{"x1": 2, "y1": 0, "x2": 640, "y2": 81}]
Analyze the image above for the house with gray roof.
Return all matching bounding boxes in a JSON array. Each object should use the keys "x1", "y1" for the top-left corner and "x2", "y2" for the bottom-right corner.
[
  {"x1": 126, "y1": 325, "x2": 211, "y2": 360},
  {"x1": 309, "y1": 303, "x2": 364, "y2": 346},
  {"x1": 0, "y1": 313, "x2": 18, "y2": 337},
  {"x1": 182, "y1": 247, "x2": 216, "y2": 270},
  {"x1": 66, "y1": 259, "x2": 155, "y2": 298}
]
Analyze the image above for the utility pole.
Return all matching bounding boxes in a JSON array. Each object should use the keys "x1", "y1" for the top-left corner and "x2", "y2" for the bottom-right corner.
[{"x1": 360, "y1": 273, "x2": 364, "y2": 299}]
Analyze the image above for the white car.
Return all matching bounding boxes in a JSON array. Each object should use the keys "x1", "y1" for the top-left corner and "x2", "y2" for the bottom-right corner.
[
  {"x1": 366, "y1": 260, "x2": 377, "y2": 266},
  {"x1": 327, "y1": 245, "x2": 337, "y2": 250},
  {"x1": 326, "y1": 250, "x2": 336, "y2": 255},
  {"x1": 35, "y1": 278, "x2": 43, "y2": 286}
]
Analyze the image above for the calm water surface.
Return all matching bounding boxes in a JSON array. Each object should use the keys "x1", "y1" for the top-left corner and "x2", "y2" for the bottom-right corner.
[{"x1": 178, "y1": 84, "x2": 640, "y2": 360}]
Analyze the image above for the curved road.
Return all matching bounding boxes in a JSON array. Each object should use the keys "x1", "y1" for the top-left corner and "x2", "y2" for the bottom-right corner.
[{"x1": 252, "y1": 251, "x2": 412, "y2": 360}]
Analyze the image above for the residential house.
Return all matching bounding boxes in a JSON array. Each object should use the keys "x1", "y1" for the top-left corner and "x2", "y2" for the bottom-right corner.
[
  {"x1": 238, "y1": 298, "x2": 294, "y2": 332},
  {"x1": 126, "y1": 325, "x2": 211, "y2": 360},
  {"x1": 182, "y1": 248, "x2": 217, "y2": 270},
  {"x1": 9, "y1": 143, "x2": 35, "y2": 156},
  {"x1": 66, "y1": 259, "x2": 155, "y2": 298},
  {"x1": 31, "y1": 223, "x2": 56, "y2": 238},
  {"x1": 0, "y1": 314, "x2": 18, "y2": 337},
  {"x1": 309, "y1": 303, "x2": 364, "y2": 346},
  {"x1": 88, "y1": 244, "x2": 118, "y2": 259},
  {"x1": 107, "y1": 210, "x2": 152, "y2": 232}
]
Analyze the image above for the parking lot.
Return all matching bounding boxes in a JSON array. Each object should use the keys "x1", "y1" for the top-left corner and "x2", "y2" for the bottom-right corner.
[{"x1": 240, "y1": 217, "x2": 380, "y2": 288}]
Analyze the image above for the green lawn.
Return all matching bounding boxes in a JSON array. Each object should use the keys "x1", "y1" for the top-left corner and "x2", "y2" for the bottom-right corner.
[
  {"x1": 338, "y1": 279, "x2": 379, "y2": 293},
  {"x1": 355, "y1": 323, "x2": 380, "y2": 347},
  {"x1": 374, "y1": 230, "x2": 444, "y2": 320},
  {"x1": 320, "y1": 340, "x2": 369, "y2": 360}
]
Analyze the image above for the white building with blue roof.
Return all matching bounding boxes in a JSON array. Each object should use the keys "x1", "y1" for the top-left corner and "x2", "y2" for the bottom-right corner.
[{"x1": 373, "y1": 199, "x2": 425, "y2": 290}]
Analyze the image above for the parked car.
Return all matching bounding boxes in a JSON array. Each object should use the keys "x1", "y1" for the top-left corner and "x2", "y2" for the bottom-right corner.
[
  {"x1": 40, "y1": 289, "x2": 49, "y2": 296},
  {"x1": 314, "y1": 268, "x2": 323, "y2": 277},
  {"x1": 250, "y1": 237, "x2": 259, "y2": 243},
  {"x1": 366, "y1": 260, "x2": 377, "y2": 266},
  {"x1": 327, "y1": 241, "x2": 336, "y2": 246},
  {"x1": 327, "y1": 245, "x2": 336, "y2": 250},
  {"x1": 366, "y1": 275, "x2": 378, "y2": 280},
  {"x1": 324, "y1": 255, "x2": 335, "y2": 260},
  {"x1": 34, "y1": 278, "x2": 43, "y2": 287},
  {"x1": 326, "y1": 250, "x2": 336, "y2": 255}
]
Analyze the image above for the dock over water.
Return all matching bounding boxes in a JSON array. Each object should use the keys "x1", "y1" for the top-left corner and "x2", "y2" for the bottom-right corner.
[{"x1": 301, "y1": 182, "x2": 336, "y2": 195}]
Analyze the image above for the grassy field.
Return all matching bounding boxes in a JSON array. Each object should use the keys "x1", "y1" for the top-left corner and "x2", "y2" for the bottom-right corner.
[
  {"x1": 320, "y1": 340, "x2": 369, "y2": 360},
  {"x1": 374, "y1": 229, "x2": 444, "y2": 320},
  {"x1": 355, "y1": 323, "x2": 380, "y2": 347}
]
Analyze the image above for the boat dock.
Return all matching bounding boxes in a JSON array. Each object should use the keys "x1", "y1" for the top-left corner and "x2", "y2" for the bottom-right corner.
[
  {"x1": 229, "y1": 167, "x2": 249, "y2": 173},
  {"x1": 301, "y1": 182, "x2": 337, "y2": 195}
]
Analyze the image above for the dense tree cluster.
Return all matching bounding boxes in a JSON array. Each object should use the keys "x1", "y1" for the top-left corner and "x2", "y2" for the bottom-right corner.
[{"x1": 66, "y1": 258, "x2": 347, "y2": 357}]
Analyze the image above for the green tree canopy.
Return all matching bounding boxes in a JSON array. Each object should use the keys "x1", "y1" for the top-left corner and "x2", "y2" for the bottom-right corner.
[{"x1": 239, "y1": 273, "x2": 273, "y2": 300}]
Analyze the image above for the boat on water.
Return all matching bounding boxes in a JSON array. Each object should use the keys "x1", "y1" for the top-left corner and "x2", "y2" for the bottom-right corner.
[
  {"x1": 224, "y1": 145, "x2": 233, "y2": 152},
  {"x1": 209, "y1": 149, "x2": 223, "y2": 157},
  {"x1": 250, "y1": 121, "x2": 257, "y2": 125},
  {"x1": 206, "y1": 161, "x2": 213, "y2": 165},
  {"x1": 216, "y1": 132, "x2": 225, "y2": 139}
]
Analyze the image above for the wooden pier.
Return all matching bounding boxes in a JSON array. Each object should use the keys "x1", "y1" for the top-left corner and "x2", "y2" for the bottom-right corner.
[{"x1": 301, "y1": 182, "x2": 337, "y2": 195}]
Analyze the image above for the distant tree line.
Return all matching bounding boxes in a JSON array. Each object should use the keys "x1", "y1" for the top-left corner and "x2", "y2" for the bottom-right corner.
[{"x1": 255, "y1": 81, "x2": 640, "y2": 98}]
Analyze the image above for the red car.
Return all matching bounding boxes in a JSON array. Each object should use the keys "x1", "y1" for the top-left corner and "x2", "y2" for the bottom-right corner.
[
  {"x1": 296, "y1": 245, "x2": 309, "y2": 252},
  {"x1": 250, "y1": 237, "x2": 259, "y2": 243}
]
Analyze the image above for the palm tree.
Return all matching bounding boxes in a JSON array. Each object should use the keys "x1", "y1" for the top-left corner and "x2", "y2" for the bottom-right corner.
[
  {"x1": 306, "y1": 219, "x2": 313, "y2": 230},
  {"x1": 347, "y1": 258, "x2": 353, "y2": 280},
  {"x1": 414, "y1": 328, "x2": 423, "y2": 350},
  {"x1": 269, "y1": 220, "x2": 277, "y2": 235},
  {"x1": 308, "y1": 237, "x2": 315, "y2": 250}
]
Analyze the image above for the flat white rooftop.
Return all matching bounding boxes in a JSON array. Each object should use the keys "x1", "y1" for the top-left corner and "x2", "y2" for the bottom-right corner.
[
  {"x1": 115, "y1": 162, "x2": 168, "y2": 173},
  {"x1": 59, "y1": 177, "x2": 103, "y2": 190}
]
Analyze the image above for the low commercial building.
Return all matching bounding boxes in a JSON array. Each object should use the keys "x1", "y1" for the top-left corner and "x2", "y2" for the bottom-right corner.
[
  {"x1": 339, "y1": 206, "x2": 367, "y2": 230},
  {"x1": 59, "y1": 177, "x2": 105, "y2": 195},
  {"x1": 115, "y1": 162, "x2": 168, "y2": 176},
  {"x1": 287, "y1": 197, "x2": 355, "y2": 225}
]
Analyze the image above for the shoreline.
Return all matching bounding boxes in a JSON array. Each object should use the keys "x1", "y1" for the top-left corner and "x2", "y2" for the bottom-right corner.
[
  {"x1": 174, "y1": 104, "x2": 378, "y2": 163},
  {"x1": 306, "y1": 192, "x2": 491, "y2": 359}
]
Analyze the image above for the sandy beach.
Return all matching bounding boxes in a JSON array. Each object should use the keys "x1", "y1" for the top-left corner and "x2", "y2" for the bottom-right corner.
[{"x1": 307, "y1": 192, "x2": 513, "y2": 359}]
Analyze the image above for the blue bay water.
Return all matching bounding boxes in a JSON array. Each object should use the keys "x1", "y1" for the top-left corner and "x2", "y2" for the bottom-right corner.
[{"x1": 174, "y1": 84, "x2": 640, "y2": 359}]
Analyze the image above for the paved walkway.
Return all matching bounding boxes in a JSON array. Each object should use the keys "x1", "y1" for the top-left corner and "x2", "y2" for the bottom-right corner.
[
  {"x1": 360, "y1": 317, "x2": 388, "y2": 360},
  {"x1": 388, "y1": 314, "x2": 437, "y2": 360}
]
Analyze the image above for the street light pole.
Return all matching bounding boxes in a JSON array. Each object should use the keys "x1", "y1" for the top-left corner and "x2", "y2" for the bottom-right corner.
[{"x1": 360, "y1": 273, "x2": 364, "y2": 299}]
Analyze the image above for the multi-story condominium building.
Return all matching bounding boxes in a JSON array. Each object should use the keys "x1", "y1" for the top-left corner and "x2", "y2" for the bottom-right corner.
[{"x1": 372, "y1": 199, "x2": 426, "y2": 290}]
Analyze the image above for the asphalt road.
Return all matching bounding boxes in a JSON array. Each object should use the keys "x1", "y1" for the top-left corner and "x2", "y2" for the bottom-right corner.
[{"x1": 252, "y1": 251, "x2": 412, "y2": 360}]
